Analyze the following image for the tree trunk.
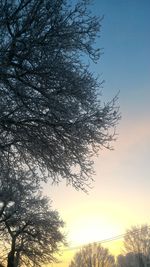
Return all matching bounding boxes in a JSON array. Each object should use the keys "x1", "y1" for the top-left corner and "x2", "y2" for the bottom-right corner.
[
  {"x1": 15, "y1": 251, "x2": 20, "y2": 267},
  {"x1": 7, "y1": 237, "x2": 16, "y2": 267},
  {"x1": 7, "y1": 251, "x2": 15, "y2": 267}
]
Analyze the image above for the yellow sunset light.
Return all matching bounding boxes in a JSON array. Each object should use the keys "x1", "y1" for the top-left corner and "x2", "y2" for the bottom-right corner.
[{"x1": 68, "y1": 216, "x2": 121, "y2": 247}]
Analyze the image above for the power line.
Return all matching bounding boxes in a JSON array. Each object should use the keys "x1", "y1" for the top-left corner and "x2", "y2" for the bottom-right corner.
[
  {"x1": 61, "y1": 225, "x2": 150, "y2": 252},
  {"x1": 62, "y1": 234, "x2": 124, "y2": 252}
]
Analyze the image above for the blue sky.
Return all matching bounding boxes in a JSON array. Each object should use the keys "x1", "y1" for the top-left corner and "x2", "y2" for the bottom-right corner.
[{"x1": 92, "y1": 0, "x2": 150, "y2": 116}]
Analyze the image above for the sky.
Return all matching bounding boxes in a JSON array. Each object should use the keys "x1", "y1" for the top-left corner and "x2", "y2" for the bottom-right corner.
[{"x1": 43, "y1": 0, "x2": 150, "y2": 266}]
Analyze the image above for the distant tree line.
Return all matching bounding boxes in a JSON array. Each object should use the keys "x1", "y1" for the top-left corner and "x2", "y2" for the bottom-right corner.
[{"x1": 69, "y1": 225, "x2": 150, "y2": 267}]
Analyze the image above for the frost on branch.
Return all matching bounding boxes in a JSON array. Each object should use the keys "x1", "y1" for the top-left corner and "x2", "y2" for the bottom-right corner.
[
  {"x1": 0, "y1": 168, "x2": 65, "y2": 267},
  {"x1": 0, "y1": 0, "x2": 120, "y2": 189}
]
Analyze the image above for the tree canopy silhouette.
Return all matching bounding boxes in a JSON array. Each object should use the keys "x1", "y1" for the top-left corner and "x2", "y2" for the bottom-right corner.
[
  {"x1": 0, "y1": 0, "x2": 120, "y2": 189},
  {"x1": 0, "y1": 168, "x2": 65, "y2": 267}
]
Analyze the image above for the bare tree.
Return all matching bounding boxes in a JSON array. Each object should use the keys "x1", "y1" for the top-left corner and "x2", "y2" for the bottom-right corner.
[
  {"x1": 116, "y1": 253, "x2": 149, "y2": 267},
  {"x1": 0, "y1": 167, "x2": 39, "y2": 222},
  {"x1": 0, "y1": 170, "x2": 65, "y2": 267},
  {"x1": 122, "y1": 225, "x2": 150, "y2": 267},
  {"x1": 0, "y1": 0, "x2": 120, "y2": 190},
  {"x1": 69, "y1": 243, "x2": 115, "y2": 267}
]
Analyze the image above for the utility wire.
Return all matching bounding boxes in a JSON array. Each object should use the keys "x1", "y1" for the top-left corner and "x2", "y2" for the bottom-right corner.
[{"x1": 62, "y1": 225, "x2": 150, "y2": 252}]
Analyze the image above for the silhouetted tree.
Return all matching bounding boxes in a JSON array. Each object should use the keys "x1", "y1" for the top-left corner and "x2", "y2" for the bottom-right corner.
[
  {"x1": 0, "y1": 167, "x2": 38, "y2": 222},
  {"x1": 0, "y1": 169, "x2": 65, "y2": 267},
  {"x1": 122, "y1": 225, "x2": 150, "y2": 267},
  {"x1": 0, "y1": 0, "x2": 120, "y2": 190},
  {"x1": 69, "y1": 243, "x2": 115, "y2": 267},
  {"x1": 117, "y1": 252, "x2": 150, "y2": 267}
]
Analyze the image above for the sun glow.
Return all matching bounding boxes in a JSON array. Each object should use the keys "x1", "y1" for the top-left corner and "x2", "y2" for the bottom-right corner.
[
  {"x1": 48, "y1": 217, "x2": 123, "y2": 267},
  {"x1": 68, "y1": 216, "x2": 120, "y2": 247}
]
